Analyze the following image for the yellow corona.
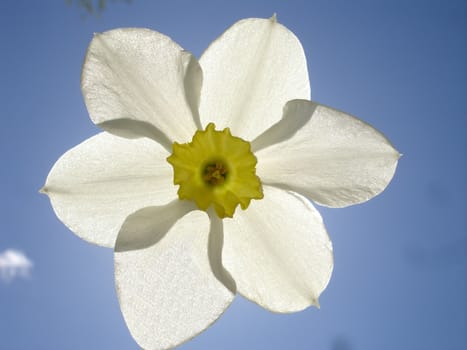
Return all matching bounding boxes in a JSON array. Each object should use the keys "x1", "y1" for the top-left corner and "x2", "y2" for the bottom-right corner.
[{"x1": 167, "y1": 123, "x2": 263, "y2": 218}]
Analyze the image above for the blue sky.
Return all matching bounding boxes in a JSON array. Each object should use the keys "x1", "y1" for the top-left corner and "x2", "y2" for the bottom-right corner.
[{"x1": 1, "y1": 0, "x2": 466, "y2": 349}]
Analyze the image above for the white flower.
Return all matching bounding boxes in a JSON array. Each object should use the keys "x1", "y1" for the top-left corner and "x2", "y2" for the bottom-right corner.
[{"x1": 42, "y1": 16, "x2": 399, "y2": 350}]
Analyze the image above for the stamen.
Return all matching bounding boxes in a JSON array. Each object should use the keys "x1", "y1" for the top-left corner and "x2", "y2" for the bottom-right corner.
[{"x1": 204, "y1": 162, "x2": 228, "y2": 185}]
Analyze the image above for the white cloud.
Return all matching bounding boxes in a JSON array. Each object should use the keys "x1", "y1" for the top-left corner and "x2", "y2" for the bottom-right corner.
[{"x1": 0, "y1": 249, "x2": 33, "y2": 282}]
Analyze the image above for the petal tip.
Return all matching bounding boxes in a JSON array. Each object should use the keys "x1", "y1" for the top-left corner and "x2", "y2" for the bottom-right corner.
[
  {"x1": 270, "y1": 13, "x2": 278, "y2": 22},
  {"x1": 313, "y1": 298, "x2": 321, "y2": 309}
]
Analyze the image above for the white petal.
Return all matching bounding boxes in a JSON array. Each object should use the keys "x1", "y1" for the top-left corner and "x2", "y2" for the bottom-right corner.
[
  {"x1": 42, "y1": 132, "x2": 176, "y2": 247},
  {"x1": 256, "y1": 100, "x2": 400, "y2": 207},
  {"x1": 223, "y1": 186, "x2": 333, "y2": 312},
  {"x1": 199, "y1": 16, "x2": 310, "y2": 141},
  {"x1": 115, "y1": 207, "x2": 235, "y2": 350},
  {"x1": 82, "y1": 28, "x2": 201, "y2": 144}
]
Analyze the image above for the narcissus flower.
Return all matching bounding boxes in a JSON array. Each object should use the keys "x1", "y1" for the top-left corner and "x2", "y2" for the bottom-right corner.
[{"x1": 42, "y1": 16, "x2": 399, "y2": 350}]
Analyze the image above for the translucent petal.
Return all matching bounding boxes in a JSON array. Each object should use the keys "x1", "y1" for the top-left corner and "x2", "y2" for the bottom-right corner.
[
  {"x1": 82, "y1": 28, "x2": 201, "y2": 144},
  {"x1": 115, "y1": 209, "x2": 235, "y2": 350},
  {"x1": 199, "y1": 16, "x2": 310, "y2": 141},
  {"x1": 256, "y1": 100, "x2": 400, "y2": 207},
  {"x1": 42, "y1": 133, "x2": 176, "y2": 247},
  {"x1": 223, "y1": 186, "x2": 333, "y2": 312}
]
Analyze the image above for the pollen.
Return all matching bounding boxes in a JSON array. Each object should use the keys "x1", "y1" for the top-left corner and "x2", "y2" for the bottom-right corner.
[
  {"x1": 167, "y1": 123, "x2": 263, "y2": 218},
  {"x1": 203, "y1": 162, "x2": 228, "y2": 186}
]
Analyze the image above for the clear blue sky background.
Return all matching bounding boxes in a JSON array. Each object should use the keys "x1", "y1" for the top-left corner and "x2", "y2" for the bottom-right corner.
[{"x1": 1, "y1": 0, "x2": 466, "y2": 349}]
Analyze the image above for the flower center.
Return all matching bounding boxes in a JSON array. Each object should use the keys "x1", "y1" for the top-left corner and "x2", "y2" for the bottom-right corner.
[
  {"x1": 167, "y1": 123, "x2": 263, "y2": 218},
  {"x1": 203, "y1": 161, "x2": 228, "y2": 186}
]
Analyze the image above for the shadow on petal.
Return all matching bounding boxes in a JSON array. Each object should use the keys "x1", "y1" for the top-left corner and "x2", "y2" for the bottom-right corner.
[
  {"x1": 251, "y1": 99, "x2": 316, "y2": 152},
  {"x1": 98, "y1": 118, "x2": 173, "y2": 153},
  {"x1": 207, "y1": 211, "x2": 237, "y2": 294},
  {"x1": 182, "y1": 51, "x2": 203, "y2": 130},
  {"x1": 115, "y1": 199, "x2": 196, "y2": 252}
]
